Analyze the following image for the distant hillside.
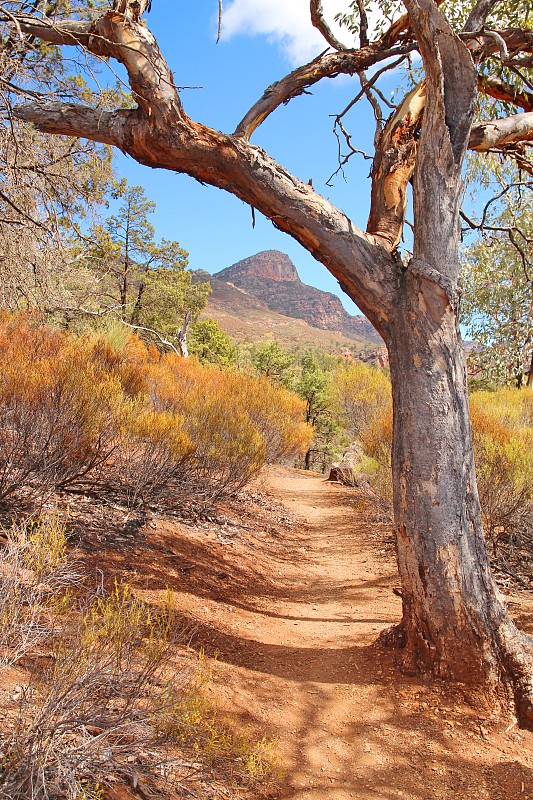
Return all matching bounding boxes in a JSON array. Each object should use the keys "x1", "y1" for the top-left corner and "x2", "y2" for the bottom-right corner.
[
  {"x1": 192, "y1": 250, "x2": 386, "y2": 361},
  {"x1": 213, "y1": 251, "x2": 380, "y2": 344}
]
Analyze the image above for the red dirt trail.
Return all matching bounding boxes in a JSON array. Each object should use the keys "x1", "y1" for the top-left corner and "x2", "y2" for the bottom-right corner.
[
  {"x1": 73, "y1": 465, "x2": 533, "y2": 800},
  {"x1": 137, "y1": 466, "x2": 533, "y2": 800}
]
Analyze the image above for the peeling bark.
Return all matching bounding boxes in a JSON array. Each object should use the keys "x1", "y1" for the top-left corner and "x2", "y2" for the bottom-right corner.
[
  {"x1": 479, "y1": 75, "x2": 533, "y2": 112},
  {"x1": 385, "y1": 270, "x2": 533, "y2": 725},
  {"x1": 469, "y1": 110, "x2": 533, "y2": 150},
  {"x1": 367, "y1": 84, "x2": 426, "y2": 249}
]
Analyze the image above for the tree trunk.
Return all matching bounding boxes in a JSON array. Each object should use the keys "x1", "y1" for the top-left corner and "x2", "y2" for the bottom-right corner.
[
  {"x1": 385, "y1": 267, "x2": 533, "y2": 726},
  {"x1": 176, "y1": 310, "x2": 191, "y2": 358}
]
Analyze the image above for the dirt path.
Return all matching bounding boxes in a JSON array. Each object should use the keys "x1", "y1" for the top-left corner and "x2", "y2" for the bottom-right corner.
[{"x1": 100, "y1": 466, "x2": 533, "y2": 800}]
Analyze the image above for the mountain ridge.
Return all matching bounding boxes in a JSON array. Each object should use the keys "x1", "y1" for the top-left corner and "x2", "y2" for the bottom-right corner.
[
  {"x1": 193, "y1": 250, "x2": 385, "y2": 360},
  {"x1": 212, "y1": 250, "x2": 381, "y2": 344}
]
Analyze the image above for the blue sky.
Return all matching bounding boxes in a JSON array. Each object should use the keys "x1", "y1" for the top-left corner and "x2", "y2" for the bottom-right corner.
[{"x1": 113, "y1": 1, "x2": 402, "y2": 315}]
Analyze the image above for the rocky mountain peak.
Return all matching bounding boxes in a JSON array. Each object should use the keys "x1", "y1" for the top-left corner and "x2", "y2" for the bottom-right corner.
[
  {"x1": 215, "y1": 250, "x2": 301, "y2": 284},
  {"x1": 208, "y1": 250, "x2": 381, "y2": 348}
]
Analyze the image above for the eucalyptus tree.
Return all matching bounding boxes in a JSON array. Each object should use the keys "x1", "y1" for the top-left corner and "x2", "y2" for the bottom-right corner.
[
  {"x1": 5, "y1": 0, "x2": 533, "y2": 724},
  {"x1": 297, "y1": 351, "x2": 337, "y2": 471},
  {"x1": 0, "y1": 1, "x2": 116, "y2": 312},
  {"x1": 81, "y1": 180, "x2": 210, "y2": 353},
  {"x1": 462, "y1": 201, "x2": 533, "y2": 388}
]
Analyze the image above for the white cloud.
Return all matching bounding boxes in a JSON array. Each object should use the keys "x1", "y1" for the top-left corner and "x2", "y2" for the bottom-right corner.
[{"x1": 221, "y1": 0, "x2": 354, "y2": 66}]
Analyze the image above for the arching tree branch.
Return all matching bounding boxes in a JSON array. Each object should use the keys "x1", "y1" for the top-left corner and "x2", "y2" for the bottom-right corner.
[
  {"x1": 469, "y1": 110, "x2": 533, "y2": 150},
  {"x1": 233, "y1": 43, "x2": 414, "y2": 140},
  {"x1": 16, "y1": 12, "x2": 184, "y2": 117},
  {"x1": 15, "y1": 99, "x2": 397, "y2": 329},
  {"x1": 479, "y1": 74, "x2": 533, "y2": 111}
]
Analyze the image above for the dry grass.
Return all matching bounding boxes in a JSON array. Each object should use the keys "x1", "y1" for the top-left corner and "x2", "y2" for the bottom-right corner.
[{"x1": 0, "y1": 518, "x2": 280, "y2": 800}]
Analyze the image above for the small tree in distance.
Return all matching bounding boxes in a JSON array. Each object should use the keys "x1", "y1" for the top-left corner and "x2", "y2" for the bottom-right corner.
[
  {"x1": 83, "y1": 180, "x2": 210, "y2": 353},
  {"x1": 462, "y1": 203, "x2": 533, "y2": 389},
  {"x1": 4, "y1": 0, "x2": 533, "y2": 724}
]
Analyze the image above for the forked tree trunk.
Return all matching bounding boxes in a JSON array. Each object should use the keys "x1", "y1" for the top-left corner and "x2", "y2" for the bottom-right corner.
[{"x1": 384, "y1": 268, "x2": 533, "y2": 726}]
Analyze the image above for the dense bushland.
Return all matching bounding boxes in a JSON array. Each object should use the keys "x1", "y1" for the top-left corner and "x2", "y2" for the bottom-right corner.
[
  {"x1": 0, "y1": 314, "x2": 311, "y2": 509},
  {"x1": 331, "y1": 362, "x2": 393, "y2": 504},
  {"x1": 470, "y1": 389, "x2": 533, "y2": 564}
]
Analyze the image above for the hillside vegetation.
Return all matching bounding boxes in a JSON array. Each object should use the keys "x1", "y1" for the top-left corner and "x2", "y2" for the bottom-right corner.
[{"x1": 193, "y1": 250, "x2": 384, "y2": 359}]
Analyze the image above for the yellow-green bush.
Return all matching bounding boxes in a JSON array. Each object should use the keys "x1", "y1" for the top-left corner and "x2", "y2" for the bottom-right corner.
[
  {"x1": 152, "y1": 651, "x2": 281, "y2": 783},
  {"x1": 0, "y1": 515, "x2": 77, "y2": 673},
  {"x1": 332, "y1": 362, "x2": 391, "y2": 441},
  {"x1": 470, "y1": 388, "x2": 533, "y2": 550},
  {"x1": 358, "y1": 406, "x2": 394, "y2": 506},
  {"x1": 0, "y1": 525, "x2": 278, "y2": 798},
  {"x1": 330, "y1": 362, "x2": 393, "y2": 503}
]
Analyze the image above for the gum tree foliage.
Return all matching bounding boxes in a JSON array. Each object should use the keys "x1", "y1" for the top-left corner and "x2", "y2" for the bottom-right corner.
[
  {"x1": 3, "y1": 0, "x2": 533, "y2": 724},
  {"x1": 187, "y1": 317, "x2": 237, "y2": 366},
  {"x1": 251, "y1": 341, "x2": 297, "y2": 389},
  {"x1": 462, "y1": 199, "x2": 533, "y2": 388},
  {"x1": 0, "y1": 0, "x2": 116, "y2": 313},
  {"x1": 296, "y1": 351, "x2": 339, "y2": 471}
]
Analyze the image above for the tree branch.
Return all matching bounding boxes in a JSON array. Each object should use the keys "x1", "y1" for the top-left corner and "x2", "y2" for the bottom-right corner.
[
  {"x1": 404, "y1": 0, "x2": 477, "y2": 278},
  {"x1": 310, "y1": 0, "x2": 348, "y2": 51},
  {"x1": 121, "y1": 320, "x2": 182, "y2": 355},
  {"x1": 469, "y1": 111, "x2": 533, "y2": 150},
  {"x1": 15, "y1": 102, "x2": 137, "y2": 147},
  {"x1": 354, "y1": 0, "x2": 369, "y2": 47},
  {"x1": 234, "y1": 43, "x2": 414, "y2": 140},
  {"x1": 366, "y1": 83, "x2": 426, "y2": 250},
  {"x1": 16, "y1": 13, "x2": 184, "y2": 117},
  {"x1": 463, "y1": 0, "x2": 501, "y2": 33},
  {"x1": 479, "y1": 74, "x2": 533, "y2": 112},
  {"x1": 464, "y1": 27, "x2": 533, "y2": 64},
  {"x1": 15, "y1": 98, "x2": 396, "y2": 330}
]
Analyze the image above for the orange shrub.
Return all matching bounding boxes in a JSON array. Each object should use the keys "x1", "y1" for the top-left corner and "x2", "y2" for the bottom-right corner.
[
  {"x1": 150, "y1": 355, "x2": 310, "y2": 502},
  {"x1": 115, "y1": 405, "x2": 195, "y2": 507},
  {"x1": 0, "y1": 315, "x2": 311, "y2": 508},
  {"x1": 0, "y1": 317, "x2": 123, "y2": 502},
  {"x1": 85, "y1": 332, "x2": 152, "y2": 398}
]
